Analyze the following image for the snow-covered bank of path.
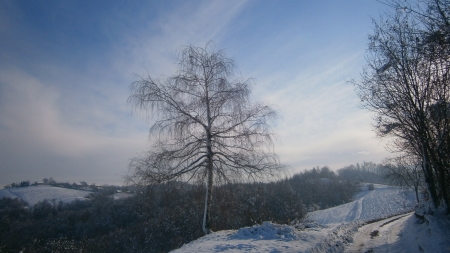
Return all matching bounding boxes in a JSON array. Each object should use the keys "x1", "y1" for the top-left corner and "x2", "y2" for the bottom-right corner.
[{"x1": 171, "y1": 221, "x2": 361, "y2": 253}]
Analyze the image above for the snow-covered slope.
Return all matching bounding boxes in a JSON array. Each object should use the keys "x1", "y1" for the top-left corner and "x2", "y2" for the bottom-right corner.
[
  {"x1": 170, "y1": 185, "x2": 420, "y2": 253},
  {"x1": 0, "y1": 185, "x2": 90, "y2": 206},
  {"x1": 306, "y1": 184, "x2": 416, "y2": 224}
]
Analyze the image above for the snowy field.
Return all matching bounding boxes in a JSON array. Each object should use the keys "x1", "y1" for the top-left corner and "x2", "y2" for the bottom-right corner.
[
  {"x1": 306, "y1": 184, "x2": 416, "y2": 224},
  {"x1": 171, "y1": 184, "x2": 450, "y2": 252},
  {"x1": 0, "y1": 185, "x2": 91, "y2": 206}
]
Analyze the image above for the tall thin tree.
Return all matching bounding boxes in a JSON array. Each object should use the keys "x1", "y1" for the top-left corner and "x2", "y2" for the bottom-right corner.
[{"x1": 127, "y1": 43, "x2": 284, "y2": 234}]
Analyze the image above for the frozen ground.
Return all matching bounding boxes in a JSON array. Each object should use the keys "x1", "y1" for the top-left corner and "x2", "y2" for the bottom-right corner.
[
  {"x1": 171, "y1": 184, "x2": 450, "y2": 252},
  {"x1": 0, "y1": 185, "x2": 90, "y2": 206}
]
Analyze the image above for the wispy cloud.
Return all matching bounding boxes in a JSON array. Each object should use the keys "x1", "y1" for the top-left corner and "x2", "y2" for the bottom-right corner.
[
  {"x1": 0, "y1": 0, "x2": 391, "y2": 186},
  {"x1": 251, "y1": 50, "x2": 389, "y2": 171},
  {"x1": 108, "y1": 0, "x2": 250, "y2": 78}
]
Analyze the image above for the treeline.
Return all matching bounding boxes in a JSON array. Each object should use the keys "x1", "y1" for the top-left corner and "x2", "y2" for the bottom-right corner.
[
  {"x1": 337, "y1": 161, "x2": 389, "y2": 184},
  {"x1": 3, "y1": 177, "x2": 129, "y2": 193},
  {"x1": 0, "y1": 167, "x2": 357, "y2": 253},
  {"x1": 4, "y1": 177, "x2": 57, "y2": 189}
]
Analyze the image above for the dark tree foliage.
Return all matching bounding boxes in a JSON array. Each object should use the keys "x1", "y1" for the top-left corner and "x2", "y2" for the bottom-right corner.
[
  {"x1": 337, "y1": 162, "x2": 388, "y2": 184},
  {"x1": 291, "y1": 167, "x2": 358, "y2": 210}
]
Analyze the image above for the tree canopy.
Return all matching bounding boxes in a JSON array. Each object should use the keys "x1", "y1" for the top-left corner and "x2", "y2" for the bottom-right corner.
[
  {"x1": 127, "y1": 42, "x2": 284, "y2": 233},
  {"x1": 354, "y1": 0, "x2": 450, "y2": 212}
]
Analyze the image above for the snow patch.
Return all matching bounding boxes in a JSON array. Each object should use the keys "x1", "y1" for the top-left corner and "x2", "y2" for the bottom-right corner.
[
  {"x1": 232, "y1": 221, "x2": 296, "y2": 241},
  {"x1": 0, "y1": 185, "x2": 91, "y2": 206}
]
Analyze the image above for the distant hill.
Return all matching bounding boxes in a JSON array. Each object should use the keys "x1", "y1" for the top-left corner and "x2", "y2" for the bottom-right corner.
[{"x1": 0, "y1": 185, "x2": 91, "y2": 206}]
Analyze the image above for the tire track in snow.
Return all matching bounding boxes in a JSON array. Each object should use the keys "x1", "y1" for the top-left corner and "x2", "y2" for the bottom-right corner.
[
  {"x1": 346, "y1": 197, "x2": 363, "y2": 222},
  {"x1": 345, "y1": 213, "x2": 412, "y2": 253}
]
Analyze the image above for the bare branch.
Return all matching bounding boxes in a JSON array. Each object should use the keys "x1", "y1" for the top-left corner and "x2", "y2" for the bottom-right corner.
[{"x1": 127, "y1": 42, "x2": 284, "y2": 233}]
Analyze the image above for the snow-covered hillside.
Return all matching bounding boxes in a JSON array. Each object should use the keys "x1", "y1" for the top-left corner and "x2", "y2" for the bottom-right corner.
[
  {"x1": 0, "y1": 185, "x2": 90, "y2": 206},
  {"x1": 306, "y1": 184, "x2": 416, "y2": 224},
  {"x1": 171, "y1": 185, "x2": 449, "y2": 252}
]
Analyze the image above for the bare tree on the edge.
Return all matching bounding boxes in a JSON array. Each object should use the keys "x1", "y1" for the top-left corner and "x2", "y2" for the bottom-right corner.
[{"x1": 127, "y1": 43, "x2": 284, "y2": 234}]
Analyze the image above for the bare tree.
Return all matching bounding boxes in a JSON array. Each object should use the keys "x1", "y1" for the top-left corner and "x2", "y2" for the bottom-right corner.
[
  {"x1": 127, "y1": 43, "x2": 284, "y2": 234},
  {"x1": 354, "y1": 0, "x2": 450, "y2": 212},
  {"x1": 383, "y1": 156, "x2": 425, "y2": 203}
]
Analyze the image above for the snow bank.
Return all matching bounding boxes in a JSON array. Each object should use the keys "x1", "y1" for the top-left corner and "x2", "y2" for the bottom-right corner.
[
  {"x1": 306, "y1": 221, "x2": 362, "y2": 253},
  {"x1": 399, "y1": 204, "x2": 450, "y2": 252},
  {"x1": 172, "y1": 221, "x2": 364, "y2": 252}
]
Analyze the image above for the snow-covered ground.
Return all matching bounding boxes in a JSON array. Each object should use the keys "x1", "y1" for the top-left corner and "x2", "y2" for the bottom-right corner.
[
  {"x1": 172, "y1": 221, "x2": 361, "y2": 253},
  {"x1": 306, "y1": 184, "x2": 416, "y2": 224},
  {"x1": 171, "y1": 184, "x2": 450, "y2": 252},
  {"x1": 0, "y1": 185, "x2": 91, "y2": 206}
]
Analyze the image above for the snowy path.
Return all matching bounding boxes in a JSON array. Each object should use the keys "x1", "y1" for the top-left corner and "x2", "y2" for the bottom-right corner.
[{"x1": 346, "y1": 213, "x2": 412, "y2": 253}]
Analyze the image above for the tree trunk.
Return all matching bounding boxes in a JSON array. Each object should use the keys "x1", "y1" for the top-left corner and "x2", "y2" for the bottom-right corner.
[
  {"x1": 434, "y1": 132, "x2": 450, "y2": 213},
  {"x1": 414, "y1": 184, "x2": 420, "y2": 204},
  {"x1": 422, "y1": 144, "x2": 439, "y2": 208},
  {"x1": 436, "y1": 161, "x2": 450, "y2": 213},
  {"x1": 203, "y1": 78, "x2": 214, "y2": 234},
  {"x1": 202, "y1": 159, "x2": 213, "y2": 234}
]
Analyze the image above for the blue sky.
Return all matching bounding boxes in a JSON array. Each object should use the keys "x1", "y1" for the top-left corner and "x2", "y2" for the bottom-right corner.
[{"x1": 0, "y1": 0, "x2": 392, "y2": 187}]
